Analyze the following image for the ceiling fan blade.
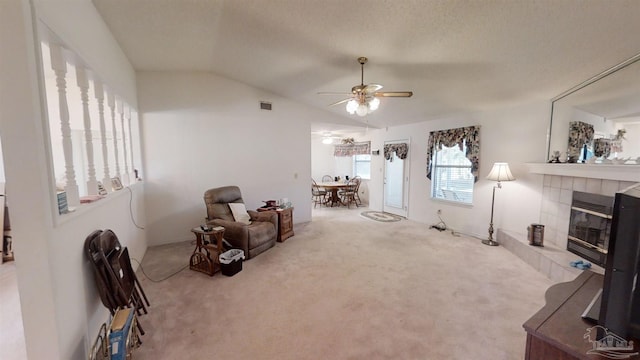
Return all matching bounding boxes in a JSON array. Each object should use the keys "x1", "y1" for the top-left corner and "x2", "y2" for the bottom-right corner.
[
  {"x1": 319, "y1": 58, "x2": 410, "y2": 103},
  {"x1": 318, "y1": 91, "x2": 352, "y2": 96},
  {"x1": 374, "y1": 91, "x2": 413, "y2": 98},
  {"x1": 363, "y1": 84, "x2": 383, "y2": 93},
  {"x1": 328, "y1": 98, "x2": 353, "y2": 106}
]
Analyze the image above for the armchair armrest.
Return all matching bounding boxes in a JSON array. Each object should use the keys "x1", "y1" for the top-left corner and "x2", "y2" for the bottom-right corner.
[
  {"x1": 248, "y1": 210, "x2": 278, "y2": 228},
  {"x1": 206, "y1": 219, "x2": 249, "y2": 254}
]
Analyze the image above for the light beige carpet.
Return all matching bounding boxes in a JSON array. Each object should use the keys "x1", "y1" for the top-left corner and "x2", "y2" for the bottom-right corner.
[{"x1": 134, "y1": 207, "x2": 553, "y2": 359}]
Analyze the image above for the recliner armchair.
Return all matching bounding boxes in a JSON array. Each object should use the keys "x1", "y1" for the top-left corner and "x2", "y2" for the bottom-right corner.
[{"x1": 203, "y1": 186, "x2": 278, "y2": 259}]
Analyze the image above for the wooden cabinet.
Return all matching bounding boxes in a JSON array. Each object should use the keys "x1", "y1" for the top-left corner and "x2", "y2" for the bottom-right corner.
[
  {"x1": 257, "y1": 206, "x2": 294, "y2": 242},
  {"x1": 275, "y1": 207, "x2": 294, "y2": 242}
]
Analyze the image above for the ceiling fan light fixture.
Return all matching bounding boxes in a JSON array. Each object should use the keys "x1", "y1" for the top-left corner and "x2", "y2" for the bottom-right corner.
[
  {"x1": 356, "y1": 103, "x2": 369, "y2": 117},
  {"x1": 322, "y1": 57, "x2": 413, "y2": 117},
  {"x1": 368, "y1": 97, "x2": 380, "y2": 111},
  {"x1": 346, "y1": 99, "x2": 358, "y2": 114}
]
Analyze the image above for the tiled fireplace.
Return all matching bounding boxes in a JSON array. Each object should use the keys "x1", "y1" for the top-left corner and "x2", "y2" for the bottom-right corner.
[
  {"x1": 498, "y1": 164, "x2": 640, "y2": 283},
  {"x1": 540, "y1": 176, "x2": 634, "y2": 250}
]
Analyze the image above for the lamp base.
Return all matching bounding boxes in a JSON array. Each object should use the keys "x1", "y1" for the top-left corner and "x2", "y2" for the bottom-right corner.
[{"x1": 482, "y1": 239, "x2": 500, "y2": 246}]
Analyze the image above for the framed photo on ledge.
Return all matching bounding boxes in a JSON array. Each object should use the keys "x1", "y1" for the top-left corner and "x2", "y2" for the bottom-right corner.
[{"x1": 111, "y1": 177, "x2": 123, "y2": 191}]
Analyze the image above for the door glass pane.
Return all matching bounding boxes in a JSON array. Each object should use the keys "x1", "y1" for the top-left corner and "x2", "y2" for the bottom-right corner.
[{"x1": 384, "y1": 152, "x2": 403, "y2": 208}]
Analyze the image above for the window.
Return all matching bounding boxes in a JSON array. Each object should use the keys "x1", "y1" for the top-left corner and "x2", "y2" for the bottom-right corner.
[
  {"x1": 353, "y1": 154, "x2": 371, "y2": 179},
  {"x1": 430, "y1": 142, "x2": 474, "y2": 204},
  {"x1": 426, "y1": 125, "x2": 480, "y2": 205}
]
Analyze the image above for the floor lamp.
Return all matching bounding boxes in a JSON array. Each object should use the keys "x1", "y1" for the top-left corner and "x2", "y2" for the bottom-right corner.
[{"x1": 483, "y1": 162, "x2": 515, "y2": 246}]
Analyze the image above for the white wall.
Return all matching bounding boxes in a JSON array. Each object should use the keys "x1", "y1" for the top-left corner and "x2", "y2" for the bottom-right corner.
[
  {"x1": 34, "y1": 0, "x2": 137, "y2": 105},
  {"x1": 311, "y1": 134, "x2": 336, "y2": 181},
  {"x1": 0, "y1": 1, "x2": 144, "y2": 359},
  {"x1": 367, "y1": 101, "x2": 551, "y2": 238},
  {"x1": 617, "y1": 122, "x2": 640, "y2": 158},
  {"x1": 138, "y1": 71, "x2": 344, "y2": 246},
  {"x1": 0, "y1": 136, "x2": 5, "y2": 183}
]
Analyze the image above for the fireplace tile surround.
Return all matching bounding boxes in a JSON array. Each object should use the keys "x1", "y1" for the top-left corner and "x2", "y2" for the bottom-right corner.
[
  {"x1": 540, "y1": 175, "x2": 634, "y2": 251},
  {"x1": 498, "y1": 164, "x2": 639, "y2": 282}
]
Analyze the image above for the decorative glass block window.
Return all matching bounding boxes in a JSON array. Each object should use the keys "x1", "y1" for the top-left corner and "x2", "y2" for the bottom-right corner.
[
  {"x1": 430, "y1": 142, "x2": 474, "y2": 204},
  {"x1": 353, "y1": 154, "x2": 371, "y2": 179}
]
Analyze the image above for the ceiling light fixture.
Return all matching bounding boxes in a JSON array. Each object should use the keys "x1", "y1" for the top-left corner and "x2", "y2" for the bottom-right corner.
[
  {"x1": 321, "y1": 132, "x2": 334, "y2": 144},
  {"x1": 346, "y1": 95, "x2": 380, "y2": 117}
]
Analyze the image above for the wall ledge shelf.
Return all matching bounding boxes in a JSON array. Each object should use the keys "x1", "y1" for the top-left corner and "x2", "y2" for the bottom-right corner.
[{"x1": 526, "y1": 162, "x2": 640, "y2": 182}]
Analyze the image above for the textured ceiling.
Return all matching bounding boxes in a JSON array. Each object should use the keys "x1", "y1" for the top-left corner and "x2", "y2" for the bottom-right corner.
[{"x1": 92, "y1": 0, "x2": 640, "y2": 132}]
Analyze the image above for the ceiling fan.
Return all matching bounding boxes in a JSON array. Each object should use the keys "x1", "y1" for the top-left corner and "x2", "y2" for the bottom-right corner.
[
  {"x1": 318, "y1": 57, "x2": 413, "y2": 117},
  {"x1": 318, "y1": 132, "x2": 342, "y2": 144}
]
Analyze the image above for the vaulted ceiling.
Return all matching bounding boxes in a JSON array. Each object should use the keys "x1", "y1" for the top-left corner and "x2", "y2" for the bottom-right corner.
[{"x1": 92, "y1": 0, "x2": 640, "y2": 133}]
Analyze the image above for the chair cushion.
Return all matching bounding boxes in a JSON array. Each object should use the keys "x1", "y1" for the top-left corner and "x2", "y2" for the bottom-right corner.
[{"x1": 229, "y1": 203, "x2": 251, "y2": 225}]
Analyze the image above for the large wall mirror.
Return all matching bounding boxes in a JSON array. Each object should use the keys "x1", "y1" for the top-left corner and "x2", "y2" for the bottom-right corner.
[{"x1": 548, "y1": 54, "x2": 640, "y2": 164}]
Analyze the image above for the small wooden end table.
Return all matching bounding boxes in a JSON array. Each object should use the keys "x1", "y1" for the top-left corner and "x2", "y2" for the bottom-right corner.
[
  {"x1": 276, "y1": 207, "x2": 294, "y2": 242},
  {"x1": 189, "y1": 226, "x2": 225, "y2": 276},
  {"x1": 257, "y1": 207, "x2": 294, "y2": 242}
]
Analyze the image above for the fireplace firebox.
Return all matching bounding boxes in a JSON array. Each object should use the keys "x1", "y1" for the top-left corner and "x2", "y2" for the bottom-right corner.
[{"x1": 567, "y1": 191, "x2": 614, "y2": 267}]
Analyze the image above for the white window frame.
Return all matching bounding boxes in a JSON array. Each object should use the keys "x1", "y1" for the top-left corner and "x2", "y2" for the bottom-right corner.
[
  {"x1": 353, "y1": 154, "x2": 371, "y2": 180},
  {"x1": 430, "y1": 142, "x2": 474, "y2": 205}
]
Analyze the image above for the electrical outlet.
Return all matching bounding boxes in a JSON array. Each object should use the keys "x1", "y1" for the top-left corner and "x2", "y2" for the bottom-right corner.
[{"x1": 437, "y1": 209, "x2": 442, "y2": 215}]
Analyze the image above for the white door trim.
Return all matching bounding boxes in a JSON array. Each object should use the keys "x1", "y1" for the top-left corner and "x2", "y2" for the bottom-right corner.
[{"x1": 383, "y1": 139, "x2": 410, "y2": 218}]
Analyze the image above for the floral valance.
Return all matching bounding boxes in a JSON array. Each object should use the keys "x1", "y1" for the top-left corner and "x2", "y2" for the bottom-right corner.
[
  {"x1": 334, "y1": 141, "x2": 371, "y2": 157},
  {"x1": 426, "y1": 125, "x2": 480, "y2": 182},
  {"x1": 384, "y1": 143, "x2": 408, "y2": 160}
]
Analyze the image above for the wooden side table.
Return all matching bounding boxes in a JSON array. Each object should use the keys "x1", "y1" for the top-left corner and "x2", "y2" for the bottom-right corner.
[
  {"x1": 257, "y1": 207, "x2": 294, "y2": 242},
  {"x1": 189, "y1": 226, "x2": 225, "y2": 276},
  {"x1": 276, "y1": 207, "x2": 294, "y2": 242}
]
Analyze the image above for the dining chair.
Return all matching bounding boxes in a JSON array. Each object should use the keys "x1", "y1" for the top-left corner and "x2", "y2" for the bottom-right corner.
[
  {"x1": 321, "y1": 175, "x2": 333, "y2": 182},
  {"x1": 352, "y1": 176, "x2": 362, "y2": 206},
  {"x1": 312, "y1": 178, "x2": 328, "y2": 208},
  {"x1": 339, "y1": 178, "x2": 359, "y2": 208}
]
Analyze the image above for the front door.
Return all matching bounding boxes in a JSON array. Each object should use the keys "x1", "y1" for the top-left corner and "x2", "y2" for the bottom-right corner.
[{"x1": 383, "y1": 140, "x2": 409, "y2": 218}]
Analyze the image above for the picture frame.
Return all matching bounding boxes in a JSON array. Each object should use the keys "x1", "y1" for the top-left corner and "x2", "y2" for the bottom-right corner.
[
  {"x1": 111, "y1": 177, "x2": 123, "y2": 191},
  {"x1": 97, "y1": 181, "x2": 108, "y2": 196}
]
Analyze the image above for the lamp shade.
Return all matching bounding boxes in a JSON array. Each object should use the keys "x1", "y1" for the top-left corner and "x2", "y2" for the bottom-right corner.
[{"x1": 486, "y1": 162, "x2": 515, "y2": 182}]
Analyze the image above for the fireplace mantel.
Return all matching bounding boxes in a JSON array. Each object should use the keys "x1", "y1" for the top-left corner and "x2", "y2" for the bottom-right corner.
[{"x1": 526, "y1": 163, "x2": 640, "y2": 182}]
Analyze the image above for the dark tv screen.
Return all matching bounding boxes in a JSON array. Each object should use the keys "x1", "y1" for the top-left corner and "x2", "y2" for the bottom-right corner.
[{"x1": 599, "y1": 183, "x2": 640, "y2": 339}]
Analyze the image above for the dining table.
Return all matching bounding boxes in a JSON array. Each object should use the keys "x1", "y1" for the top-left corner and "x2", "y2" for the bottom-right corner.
[{"x1": 319, "y1": 182, "x2": 352, "y2": 207}]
